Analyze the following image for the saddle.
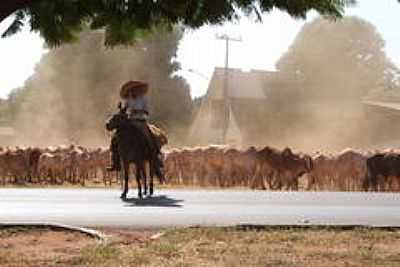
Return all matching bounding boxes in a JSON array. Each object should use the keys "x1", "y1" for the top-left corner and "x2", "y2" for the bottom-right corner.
[{"x1": 148, "y1": 123, "x2": 168, "y2": 147}]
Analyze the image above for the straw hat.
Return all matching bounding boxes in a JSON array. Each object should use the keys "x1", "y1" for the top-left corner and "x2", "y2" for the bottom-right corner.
[{"x1": 120, "y1": 80, "x2": 149, "y2": 98}]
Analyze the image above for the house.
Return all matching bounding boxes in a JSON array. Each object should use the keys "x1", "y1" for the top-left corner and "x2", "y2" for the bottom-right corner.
[{"x1": 189, "y1": 67, "x2": 273, "y2": 145}]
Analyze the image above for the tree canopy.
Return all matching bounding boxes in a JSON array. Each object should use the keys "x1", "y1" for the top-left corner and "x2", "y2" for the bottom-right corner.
[
  {"x1": 276, "y1": 16, "x2": 399, "y2": 102},
  {"x1": 263, "y1": 16, "x2": 400, "y2": 150},
  {"x1": 1, "y1": 0, "x2": 355, "y2": 47}
]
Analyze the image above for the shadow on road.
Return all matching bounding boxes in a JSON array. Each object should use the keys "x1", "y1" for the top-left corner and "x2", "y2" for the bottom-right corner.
[{"x1": 122, "y1": 195, "x2": 183, "y2": 208}]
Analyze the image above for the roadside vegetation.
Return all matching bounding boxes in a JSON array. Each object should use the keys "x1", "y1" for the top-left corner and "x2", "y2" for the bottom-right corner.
[{"x1": 1, "y1": 226, "x2": 400, "y2": 266}]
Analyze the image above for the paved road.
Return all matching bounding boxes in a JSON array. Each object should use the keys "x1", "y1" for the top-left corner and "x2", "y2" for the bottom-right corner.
[{"x1": 1, "y1": 189, "x2": 400, "y2": 228}]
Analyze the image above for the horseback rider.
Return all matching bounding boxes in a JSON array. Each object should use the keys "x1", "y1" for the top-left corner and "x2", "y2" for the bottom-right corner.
[{"x1": 107, "y1": 81, "x2": 166, "y2": 180}]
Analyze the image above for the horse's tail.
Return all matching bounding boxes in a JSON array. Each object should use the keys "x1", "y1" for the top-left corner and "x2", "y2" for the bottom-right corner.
[{"x1": 151, "y1": 159, "x2": 164, "y2": 184}]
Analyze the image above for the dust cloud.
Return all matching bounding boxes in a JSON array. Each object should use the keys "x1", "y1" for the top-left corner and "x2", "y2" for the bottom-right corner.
[
  {"x1": 253, "y1": 17, "x2": 400, "y2": 152},
  {"x1": 5, "y1": 29, "x2": 192, "y2": 148},
  {"x1": 189, "y1": 17, "x2": 400, "y2": 152},
  {"x1": 4, "y1": 17, "x2": 400, "y2": 151}
]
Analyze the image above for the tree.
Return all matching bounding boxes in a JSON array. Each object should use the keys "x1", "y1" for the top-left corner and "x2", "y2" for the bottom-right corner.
[
  {"x1": 7, "y1": 29, "x2": 193, "y2": 146},
  {"x1": 1, "y1": 0, "x2": 355, "y2": 47},
  {"x1": 263, "y1": 16, "x2": 400, "y2": 150},
  {"x1": 276, "y1": 16, "x2": 396, "y2": 102}
]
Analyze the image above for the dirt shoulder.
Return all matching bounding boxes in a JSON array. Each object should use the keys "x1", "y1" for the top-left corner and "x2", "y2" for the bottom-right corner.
[{"x1": 1, "y1": 226, "x2": 400, "y2": 267}]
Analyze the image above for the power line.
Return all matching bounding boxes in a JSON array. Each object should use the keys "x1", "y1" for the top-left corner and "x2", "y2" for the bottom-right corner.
[{"x1": 216, "y1": 34, "x2": 242, "y2": 71}]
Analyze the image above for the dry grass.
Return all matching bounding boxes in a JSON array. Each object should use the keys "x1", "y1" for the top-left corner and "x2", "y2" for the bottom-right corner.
[{"x1": 1, "y1": 226, "x2": 400, "y2": 266}]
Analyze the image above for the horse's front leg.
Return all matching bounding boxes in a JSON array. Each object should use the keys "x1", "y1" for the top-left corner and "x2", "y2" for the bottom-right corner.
[
  {"x1": 144, "y1": 162, "x2": 153, "y2": 196},
  {"x1": 143, "y1": 167, "x2": 148, "y2": 196},
  {"x1": 120, "y1": 162, "x2": 129, "y2": 199}
]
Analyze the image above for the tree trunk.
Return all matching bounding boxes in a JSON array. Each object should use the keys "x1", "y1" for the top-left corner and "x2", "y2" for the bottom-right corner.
[{"x1": 0, "y1": 0, "x2": 38, "y2": 24}]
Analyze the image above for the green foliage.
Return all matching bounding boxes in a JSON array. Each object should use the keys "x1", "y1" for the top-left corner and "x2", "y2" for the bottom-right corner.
[
  {"x1": 1, "y1": 10, "x2": 25, "y2": 38},
  {"x1": 1, "y1": 0, "x2": 355, "y2": 47},
  {"x1": 258, "y1": 0, "x2": 355, "y2": 19}
]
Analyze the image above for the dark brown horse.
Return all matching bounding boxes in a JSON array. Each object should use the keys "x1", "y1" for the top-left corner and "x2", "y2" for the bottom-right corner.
[{"x1": 106, "y1": 111, "x2": 155, "y2": 199}]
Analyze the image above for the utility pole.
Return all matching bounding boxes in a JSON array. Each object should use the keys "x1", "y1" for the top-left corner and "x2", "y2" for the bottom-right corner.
[{"x1": 216, "y1": 33, "x2": 242, "y2": 144}]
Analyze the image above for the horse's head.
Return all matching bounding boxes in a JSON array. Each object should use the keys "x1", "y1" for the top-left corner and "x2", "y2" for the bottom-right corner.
[{"x1": 105, "y1": 111, "x2": 128, "y2": 131}]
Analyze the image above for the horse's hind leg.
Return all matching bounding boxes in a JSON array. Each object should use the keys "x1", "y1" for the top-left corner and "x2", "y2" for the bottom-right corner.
[
  {"x1": 135, "y1": 165, "x2": 143, "y2": 199},
  {"x1": 149, "y1": 164, "x2": 154, "y2": 196}
]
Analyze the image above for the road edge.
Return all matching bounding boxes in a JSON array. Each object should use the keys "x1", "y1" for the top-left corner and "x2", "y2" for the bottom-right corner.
[{"x1": 0, "y1": 222, "x2": 107, "y2": 241}]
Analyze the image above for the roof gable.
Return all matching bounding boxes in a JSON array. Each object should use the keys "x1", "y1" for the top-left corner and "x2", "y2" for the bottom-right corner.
[{"x1": 207, "y1": 68, "x2": 272, "y2": 100}]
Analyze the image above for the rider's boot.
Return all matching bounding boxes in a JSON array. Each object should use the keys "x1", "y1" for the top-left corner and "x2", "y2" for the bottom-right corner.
[
  {"x1": 106, "y1": 161, "x2": 121, "y2": 172},
  {"x1": 106, "y1": 164, "x2": 120, "y2": 172}
]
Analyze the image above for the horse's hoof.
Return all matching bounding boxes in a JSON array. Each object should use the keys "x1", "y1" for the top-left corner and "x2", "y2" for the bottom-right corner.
[
  {"x1": 120, "y1": 193, "x2": 127, "y2": 199},
  {"x1": 138, "y1": 193, "x2": 143, "y2": 199}
]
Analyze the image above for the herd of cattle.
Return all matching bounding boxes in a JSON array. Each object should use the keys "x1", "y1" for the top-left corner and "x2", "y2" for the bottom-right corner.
[{"x1": 0, "y1": 145, "x2": 399, "y2": 191}]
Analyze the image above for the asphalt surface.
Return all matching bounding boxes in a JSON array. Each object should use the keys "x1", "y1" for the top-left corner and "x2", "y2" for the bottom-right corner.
[{"x1": 1, "y1": 188, "x2": 400, "y2": 228}]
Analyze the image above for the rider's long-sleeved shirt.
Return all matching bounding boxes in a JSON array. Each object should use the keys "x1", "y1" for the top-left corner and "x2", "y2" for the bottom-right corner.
[{"x1": 123, "y1": 95, "x2": 150, "y2": 120}]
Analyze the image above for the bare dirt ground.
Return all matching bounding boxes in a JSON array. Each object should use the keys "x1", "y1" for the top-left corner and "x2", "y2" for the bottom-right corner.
[
  {"x1": 1, "y1": 226, "x2": 400, "y2": 267},
  {"x1": 0, "y1": 226, "x2": 95, "y2": 266}
]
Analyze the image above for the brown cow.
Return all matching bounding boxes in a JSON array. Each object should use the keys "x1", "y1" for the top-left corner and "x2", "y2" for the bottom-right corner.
[
  {"x1": 164, "y1": 149, "x2": 181, "y2": 185},
  {"x1": 1, "y1": 149, "x2": 29, "y2": 184},
  {"x1": 255, "y1": 147, "x2": 312, "y2": 191},
  {"x1": 254, "y1": 146, "x2": 283, "y2": 190},
  {"x1": 334, "y1": 149, "x2": 367, "y2": 191},
  {"x1": 202, "y1": 146, "x2": 226, "y2": 187},
  {"x1": 277, "y1": 148, "x2": 313, "y2": 191},
  {"x1": 306, "y1": 153, "x2": 336, "y2": 191}
]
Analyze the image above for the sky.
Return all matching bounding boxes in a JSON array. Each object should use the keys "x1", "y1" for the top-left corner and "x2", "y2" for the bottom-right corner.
[{"x1": 0, "y1": 0, "x2": 400, "y2": 99}]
